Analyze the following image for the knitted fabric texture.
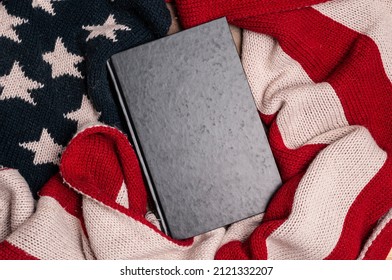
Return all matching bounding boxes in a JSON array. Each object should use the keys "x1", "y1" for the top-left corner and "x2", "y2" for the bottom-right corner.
[
  {"x1": 173, "y1": 0, "x2": 392, "y2": 259},
  {"x1": 0, "y1": 0, "x2": 171, "y2": 196}
]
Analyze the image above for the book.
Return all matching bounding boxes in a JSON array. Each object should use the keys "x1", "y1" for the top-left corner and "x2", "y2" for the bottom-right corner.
[{"x1": 107, "y1": 18, "x2": 281, "y2": 240}]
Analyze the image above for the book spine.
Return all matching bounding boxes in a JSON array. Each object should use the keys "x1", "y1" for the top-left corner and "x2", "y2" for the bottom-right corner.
[{"x1": 106, "y1": 60, "x2": 170, "y2": 237}]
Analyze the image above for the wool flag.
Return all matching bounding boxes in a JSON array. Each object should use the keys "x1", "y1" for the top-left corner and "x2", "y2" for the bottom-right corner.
[{"x1": 1, "y1": 0, "x2": 392, "y2": 260}]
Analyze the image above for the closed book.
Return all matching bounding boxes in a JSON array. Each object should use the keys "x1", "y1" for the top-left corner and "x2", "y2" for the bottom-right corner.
[{"x1": 107, "y1": 18, "x2": 281, "y2": 240}]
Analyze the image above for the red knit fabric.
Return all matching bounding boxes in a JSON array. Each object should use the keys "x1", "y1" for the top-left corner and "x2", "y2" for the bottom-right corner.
[
  {"x1": 362, "y1": 219, "x2": 392, "y2": 260},
  {"x1": 175, "y1": 0, "x2": 331, "y2": 29},
  {"x1": 0, "y1": 242, "x2": 37, "y2": 260}
]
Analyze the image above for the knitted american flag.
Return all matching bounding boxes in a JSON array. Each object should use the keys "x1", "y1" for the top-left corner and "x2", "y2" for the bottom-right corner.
[{"x1": 1, "y1": 0, "x2": 392, "y2": 260}]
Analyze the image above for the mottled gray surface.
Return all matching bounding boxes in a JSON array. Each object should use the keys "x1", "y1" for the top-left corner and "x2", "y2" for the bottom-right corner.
[{"x1": 109, "y1": 18, "x2": 281, "y2": 240}]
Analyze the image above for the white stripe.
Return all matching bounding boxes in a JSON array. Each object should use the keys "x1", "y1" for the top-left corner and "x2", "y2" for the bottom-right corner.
[
  {"x1": 387, "y1": 248, "x2": 392, "y2": 260},
  {"x1": 83, "y1": 197, "x2": 226, "y2": 260},
  {"x1": 220, "y1": 214, "x2": 263, "y2": 246},
  {"x1": 266, "y1": 127, "x2": 387, "y2": 259},
  {"x1": 357, "y1": 208, "x2": 392, "y2": 260},
  {"x1": 115, "y1": 181, "x2": 129, "y2": 209},
  {"x1": 241, "y1": 31, "x2": 350, "y2": 149},
  {"x1": 0, "y1": 169, "x2": 34, "y2": 242},
  {"x1": 145, "y1": 211, "x2": 162, "y2": 230},
  {"x1": 306, "y1": 126, "x2": 358, "y2": 146},
  {"x1": 314, "y1": 0, "x2": 392, "y2": 83},
  {"x1": 7, "y1": 196, "x2": 85, "y2": 260}
]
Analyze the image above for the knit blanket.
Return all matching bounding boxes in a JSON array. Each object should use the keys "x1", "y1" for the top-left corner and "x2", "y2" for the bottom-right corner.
[{"x1": 1, "y1": 0, "x2": 392, "y2": 259}]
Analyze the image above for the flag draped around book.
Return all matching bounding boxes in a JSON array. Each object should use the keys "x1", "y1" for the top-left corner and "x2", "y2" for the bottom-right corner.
[{"x1": 1, "y1": 0, "x2": 392, "y2": 259}]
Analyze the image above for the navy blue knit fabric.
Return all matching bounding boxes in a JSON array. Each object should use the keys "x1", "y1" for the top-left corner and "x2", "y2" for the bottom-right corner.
[{"x1": 0, "y1": 0, "x2": 171, "y2": 196}]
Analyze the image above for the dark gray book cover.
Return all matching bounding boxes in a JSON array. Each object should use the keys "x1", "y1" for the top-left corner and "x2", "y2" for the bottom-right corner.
[{"x1": 107, "y1": 18, "x2": 281, "y2": 240}]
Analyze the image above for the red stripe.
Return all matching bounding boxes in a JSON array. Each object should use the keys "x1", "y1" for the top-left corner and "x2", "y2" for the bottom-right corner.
[
  {"x1": 38, "y1": 173, "x2": 82, "y2": 219},
  {"x1": 174, "y1": 0, "x2": 331, "y2": 29},
  {"x1": 0, "y1": 168, "x2": 11, "y2": 171},
  {"x1": 363, "y1": 216, "x2": 392, "y2": 260},
  {"x1": 268, "y1": 121, "x2": 327, "y2": 182},
  {"x1": 326, "y1": 159, "x2": 392, "y2": 259},
  {"x1": 38, "y1": 173, "x2": 90, "y2": 237},
  {"x1": 60, "y1": 126, "x2": 146, "y2": 217},
  {"x1": 0, "y1": 241, "x2": 38, "y2": 260},
  {"x1": 215, "y1": 173, "x2": 303, "y2": 259},
  {"x1": 259, "y1": 111, "x2": 276, "y2": 126},
  {"x1": 250, "y1": 173, "x2": 303, "y2": 259},
  {"x1": 215, "y1": 241, "x2": 250, "y2": 260},
  {"x1": 60, "y1": 126, "x2": 193, "y2": 247},
  {"x1": 259, "y1": 112, "x2": 327, "y2": 183}
]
